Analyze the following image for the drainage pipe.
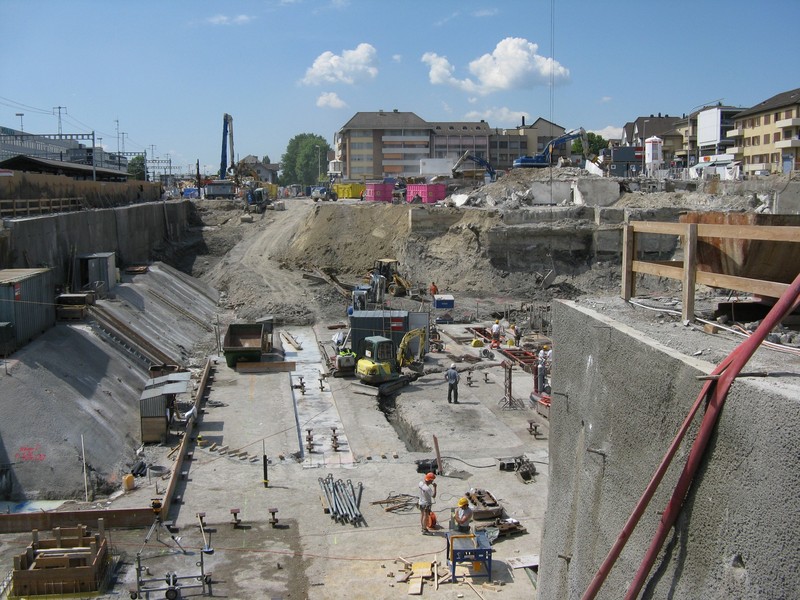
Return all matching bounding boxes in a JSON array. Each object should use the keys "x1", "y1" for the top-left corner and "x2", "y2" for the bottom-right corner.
[{"x1": 583, "y1": 272, "x2": 800, "y2": 600}]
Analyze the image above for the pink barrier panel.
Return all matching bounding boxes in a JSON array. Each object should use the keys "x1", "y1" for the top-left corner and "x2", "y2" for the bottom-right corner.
[
  {"x1": 406, "y1": 183, "x2": 446, "y2": 203},
  {"x1": 365, "y1": 183, "x2": 394, "y2": 202}
]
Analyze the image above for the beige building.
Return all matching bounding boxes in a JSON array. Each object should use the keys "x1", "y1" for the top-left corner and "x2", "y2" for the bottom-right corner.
[
  {"x1": 335, "y1": 111, "x2": 568, "y2": 180},
  {"x1": 726, "y1": 87, "x2": 800, "y2": 175}
]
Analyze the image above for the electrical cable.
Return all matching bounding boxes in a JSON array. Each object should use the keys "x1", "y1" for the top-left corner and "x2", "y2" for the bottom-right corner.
[{"x1": 626, "y1": 299, "x2": 800, "y2": 357}]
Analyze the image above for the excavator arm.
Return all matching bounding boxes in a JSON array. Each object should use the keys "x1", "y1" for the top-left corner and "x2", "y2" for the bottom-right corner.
[{"x1": 397, "y1": 327, "x2": 427, "y2": 369}]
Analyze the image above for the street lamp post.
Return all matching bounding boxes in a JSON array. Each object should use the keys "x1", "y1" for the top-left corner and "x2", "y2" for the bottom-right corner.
[{"x1": 15, "y1": 113, "x2": 24, "y2": 131}]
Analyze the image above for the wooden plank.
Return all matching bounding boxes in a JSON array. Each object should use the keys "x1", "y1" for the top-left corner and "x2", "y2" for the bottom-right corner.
[
  {"x1": 682, "y1": 223, "x2": 697, "y2": 322},
  {"x1": 695, "y1": 223, "x2": 800, "y2": 242},
  {"x1": 621, "y1": 224, "x2": 635, "y2": 300},
  {"x1": 411, "y1": 561, "x2": 432, "y2": 578},
  {"x1": 407, "y1": 577, "x2": 423, "y2": 595},
  {"x1": 507, "y1": 554, "x2": 540, "y2": 569},
  {"x1": 630, "y1": 221, "x2": 685, "y2": 235},
  {"x1": 695, "y1": 271, "x2": 790, "y2": 299},
  {"x1": 631, "y1": 260, "x2": 684, "y2": 280},
  {"x1": 236, "y1": 361, "x2": 296, "y2": 373}
]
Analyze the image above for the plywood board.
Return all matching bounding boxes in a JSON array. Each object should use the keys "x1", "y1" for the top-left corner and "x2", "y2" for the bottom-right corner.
[
  {"x1": 407, "y1": 577, "x2": 423, "y2": 595},
  {"x1": 507, "y1": 554, "x2": 540, "y2": 569}
]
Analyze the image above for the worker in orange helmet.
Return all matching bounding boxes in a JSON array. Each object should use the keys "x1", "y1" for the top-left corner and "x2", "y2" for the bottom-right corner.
[{"x1": 419, "y1": 472, "x2": 437, "y2": 533}]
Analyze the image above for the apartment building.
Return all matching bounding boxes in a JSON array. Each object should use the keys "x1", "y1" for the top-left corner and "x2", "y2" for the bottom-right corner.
[
  {"x1": 726, "y1": 87, "x2": 800, "y2": 175},
  {"x1": 336, "y1": 110, "x2": 501, "y2": 179}
]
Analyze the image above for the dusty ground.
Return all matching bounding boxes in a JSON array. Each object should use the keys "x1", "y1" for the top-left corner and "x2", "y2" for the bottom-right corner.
[{"x1": 1, "y1": 168, "x2": 794, "y2": 599}]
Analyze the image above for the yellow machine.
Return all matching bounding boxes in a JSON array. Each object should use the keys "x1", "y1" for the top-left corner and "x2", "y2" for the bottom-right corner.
[
  {"x1": 372, "y1": 259, "x2": 414, "y2": 297},
  {"x1": 356, "y1": 328, "x2": 427, "y2": 385}
]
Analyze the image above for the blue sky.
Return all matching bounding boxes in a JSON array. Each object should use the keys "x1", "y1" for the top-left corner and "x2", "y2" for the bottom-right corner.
[{"x1": 2, "y1": 0, "x2": 798, "y2": 176}]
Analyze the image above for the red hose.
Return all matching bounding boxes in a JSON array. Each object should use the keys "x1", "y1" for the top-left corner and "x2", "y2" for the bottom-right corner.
[{"x1": 583, "y1": 272, "x2": 800, "y2": 600}]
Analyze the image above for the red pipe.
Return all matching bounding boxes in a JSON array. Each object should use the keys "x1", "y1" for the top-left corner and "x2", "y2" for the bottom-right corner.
[{"x1": 582, "y1": 272, "x2": 800, "y2": 600}]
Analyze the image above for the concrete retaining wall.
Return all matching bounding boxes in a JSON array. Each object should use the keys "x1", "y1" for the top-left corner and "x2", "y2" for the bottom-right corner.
[
  {"x1": 0, "y1": 200, "x2": 190, "y2": 285},
  {"x1": 539, "y1": 300, "x2": 800, "y2": 599}
]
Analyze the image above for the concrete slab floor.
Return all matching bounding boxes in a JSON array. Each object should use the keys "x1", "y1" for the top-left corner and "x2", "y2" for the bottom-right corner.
[{"x1": 3, "y1": 324, "x2": 548, "y2": 599}]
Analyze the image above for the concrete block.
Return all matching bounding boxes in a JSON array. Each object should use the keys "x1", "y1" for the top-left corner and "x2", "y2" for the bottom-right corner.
[
  {"x1": 595, "y1": 207, "x2": 625, "y2": 226},
  {"x1": 572, "y1": 178, "x2": 620, "y2": 207},
  {"x1": 592, "y1": 229, "x2": 622, "y2": 256}
]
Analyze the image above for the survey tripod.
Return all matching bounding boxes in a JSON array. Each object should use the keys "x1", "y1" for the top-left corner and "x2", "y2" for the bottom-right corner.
[{"x1": 130, "y1": 499, "x2": 213, "y2": 599}]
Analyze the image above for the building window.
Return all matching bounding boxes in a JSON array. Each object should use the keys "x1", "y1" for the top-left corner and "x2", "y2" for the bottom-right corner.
[
  {"x1": 786, "y1": 109, "x2": 794, "y2": 119},
  {"x1": 774, "y1": 132, "x2": 781, "y2": 142},
  {"x1": 764, "y1": 134, "x2": 770, "y2": 144},
  {"x1": 755, "y1": 116, "x2": 761, "y2": 126},
  {"x1": 764, "y1": 114, "x2": 770, "y2": 125}
]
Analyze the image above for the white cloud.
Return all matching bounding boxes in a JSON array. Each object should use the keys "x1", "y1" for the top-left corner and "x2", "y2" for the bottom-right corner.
[
  {"x1": 441, "y1": 102, "x2": 452, "y2": 113},
  {"x1": 206, "y1": 14, "x2": 254, "y2": 25},
  {"x1": 422, "y1": 37, "x2": 569, "y2": 96},
  {"x1": 600, "y1": 96, "x2": 612, "y2": 103},
  {"x1": 472, "y1": 8, "x2": 497, "y2": 17},
  {"x1": 434, "y1": 11, "x2": 460, "y2": 27},
  {"x1": 392, "y1": 54, "x2": 402, "y2": 63},
  {"x1": 317, "y1": 92, "x2": 347, "y2": 109},
  {"x1": 591, "y1": 125, "x2": 624, "y2": 140},
  {"x1": 301, "y1": 43, "x2": 378, "y2": 85},
  {"x1": 464, "y1": 107, "x2": 529, "y2": 127}
]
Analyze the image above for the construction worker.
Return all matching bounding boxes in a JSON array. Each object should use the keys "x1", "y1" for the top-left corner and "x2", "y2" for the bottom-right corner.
[
  {"x1": 445, "y1": 363, "x2": 460, "y2": 404},
  {"x1": 491, "y1": 320, "x2": 502, "y2": 345},
  {"x1": 429, "y1": 282, "x2": 439, "y2": 296},
  {"x1": 453, "y1": 497, "x2": 473, "y2": 533},
  {"x1": 419, "y1": 472, "x2": 437, "y2": 533}
]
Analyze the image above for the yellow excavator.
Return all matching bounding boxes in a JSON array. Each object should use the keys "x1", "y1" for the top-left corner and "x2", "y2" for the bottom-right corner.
[{"x1": 356, "y1": 327, "x2": 427, "y2": 385}]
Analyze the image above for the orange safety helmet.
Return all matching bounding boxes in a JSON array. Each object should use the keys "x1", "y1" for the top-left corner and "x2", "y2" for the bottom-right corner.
[{"x1": 424, "y1": 472, "x2": 436, "y2": 482}]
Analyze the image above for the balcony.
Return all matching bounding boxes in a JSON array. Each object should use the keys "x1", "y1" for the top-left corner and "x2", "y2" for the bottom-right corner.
[
  {"x1": 775, "y1": 138, "x2": 800, "y2": 149},
  {"x1": 726, "y1": 127, "x2": 744, "y2": 138},
  {"x1": 775, "y1": 117, "x2": 800, "y2": 128},
  {"x1": 382, "y1": 135, "x2": 429, "y2": 143},
  {"x1": 727, "y1": 146, "x2": 743, "y2": 155}
]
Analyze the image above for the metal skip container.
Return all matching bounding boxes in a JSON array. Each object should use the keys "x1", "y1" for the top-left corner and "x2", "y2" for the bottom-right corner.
[{"x1": 0, "y1": 268, "x2": 55, "y2": 353}]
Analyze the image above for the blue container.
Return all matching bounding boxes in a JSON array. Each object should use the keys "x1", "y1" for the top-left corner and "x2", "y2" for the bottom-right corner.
[{"x1": 433, "y1": 294, "x2": 455, "y2": 309}]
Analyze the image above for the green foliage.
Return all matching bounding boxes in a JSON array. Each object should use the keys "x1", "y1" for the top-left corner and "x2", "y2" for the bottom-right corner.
[
  {"x1": 127, "y1": 155, "x2": 147, "y2": 180},
  {"x1": 278, "y1": 134, "x2": 330, "y2": 186},
  {"x1": 573, "y1": 132, "x2": 609, "y2": 157}
]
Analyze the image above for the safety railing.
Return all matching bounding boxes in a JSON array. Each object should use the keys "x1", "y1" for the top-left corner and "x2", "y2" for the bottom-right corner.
[{"x1": 621, "y1": 221, "x2": 800, "y2": 321}]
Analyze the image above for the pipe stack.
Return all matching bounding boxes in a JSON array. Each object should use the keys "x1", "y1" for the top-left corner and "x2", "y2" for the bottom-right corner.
[{"x1": 318, "y1": 473, "x2": 364, "y2": 526}]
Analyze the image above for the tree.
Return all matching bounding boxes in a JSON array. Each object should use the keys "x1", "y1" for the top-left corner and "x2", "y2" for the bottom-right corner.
[
  {"x1": 573, "y1": 132, "x2": 609, "y2": 158},
  {"x1": 279, "y1": 134, "x2": 331, "y2": 186},
  {"x1": 127, "y1": 155, "x2": 147, "y2": 180}
]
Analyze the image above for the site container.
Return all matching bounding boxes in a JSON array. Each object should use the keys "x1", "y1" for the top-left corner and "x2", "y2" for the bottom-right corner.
[
  {"x1": 433, "y1": 294, "x2": 455, "y2": 309},
  {"x1": 74, "y1": 251, "x2": 116, "y2": 298},
  {"x1": 364, "y1": 183, "x2": 394, "y2": 202},
  {"x1": 406, "y1": 183, "x2": 447, "y2": 204},
  {"x1": 0, "y1": 268, "x2": 55, "y2": 353},
  {"x1": 348, "y1": 310, "x2": 429, "y2": 357},
  {"x1": 333, "y1": 183, "x2": 366, "y2": 199},
  {"x1": 223, "y1": 322, "x2": 270, "y2": 368}
]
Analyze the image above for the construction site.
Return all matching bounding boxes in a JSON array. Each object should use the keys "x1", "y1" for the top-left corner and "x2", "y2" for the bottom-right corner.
[{"x1": 1, "y1": 165, "x2": 799, "y2": 600}]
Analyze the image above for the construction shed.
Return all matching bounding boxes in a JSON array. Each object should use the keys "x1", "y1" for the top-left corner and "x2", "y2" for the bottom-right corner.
[
  {"x1": 73, "y1": 251, "x2": 116, "y2": 299},
  {"x1": 139, "y1": 380, "x2": 189, "y2": 443},
  {"x1": 0, "y1": 268, "x2": 55, "y2": 353}
]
